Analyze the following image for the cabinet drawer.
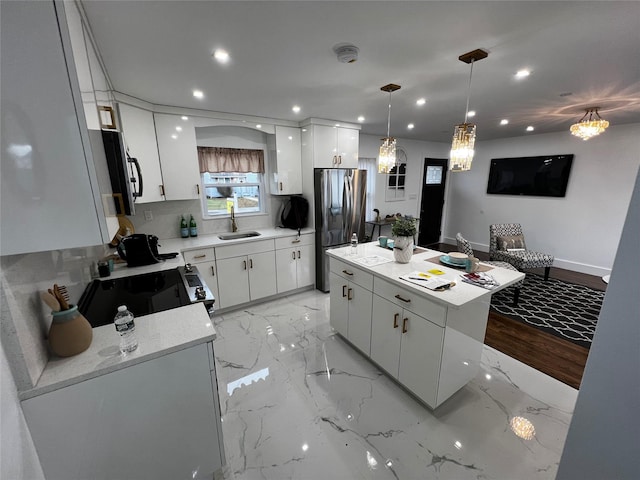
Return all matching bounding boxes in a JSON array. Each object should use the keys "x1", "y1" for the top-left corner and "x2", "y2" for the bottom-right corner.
[
  {"x1": 330, "y1": 258, "x2": 373, "y2": 291},
  {"x1": 215, "y1": 239, "x2": 275, "y2": 260},
  {"x1": 275, "y1": 233, "x2": 314, "y2": 250},
  {"x1": 183, "y1": 247, "x2": 215, "y2": 264},
  {"x1": 373, "y1": 277, "x2": 446, "y2": 327}
]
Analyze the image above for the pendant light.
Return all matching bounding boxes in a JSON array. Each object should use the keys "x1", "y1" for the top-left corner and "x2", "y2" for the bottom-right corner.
[
  {"x1": 450, "y1": 49, "x2": 488, "y2": 172},
  {"x1": 378, "y1": 83, "x2": 401, "y2": 174},
  {"x1": 570, "y1": 107, "x2": 609, "y2": 140}
]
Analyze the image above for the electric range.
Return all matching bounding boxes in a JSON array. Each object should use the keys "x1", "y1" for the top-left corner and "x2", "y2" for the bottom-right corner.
[{"x1": 78, "y1": 264, "x2": 215, "y2": 328}]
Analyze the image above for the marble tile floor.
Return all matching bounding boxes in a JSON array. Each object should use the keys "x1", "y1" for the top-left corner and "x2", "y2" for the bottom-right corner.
[{"x1": 211, "y1": 289, "x2": 577, "y2": 480}]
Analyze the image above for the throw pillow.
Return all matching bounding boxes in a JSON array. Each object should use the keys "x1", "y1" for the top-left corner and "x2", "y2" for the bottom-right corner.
[{"x1": 497, "y1": 235, "x2": 526, "y2": 251}]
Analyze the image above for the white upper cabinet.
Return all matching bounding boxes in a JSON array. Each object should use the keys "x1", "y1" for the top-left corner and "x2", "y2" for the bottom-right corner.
[
  {"x1": 305, "y1": 123, "x2": 359, "y2": 169},
  {"x1": 118, "y1": 104, "x2": 165, "y2": 203},
  {"x1": 0, "y1": 1, "x2": 113, "y2": 255},
  {"x1": 153, "y1": 113, "x2": 201, "y2": 201},
  {"x1": 268, "y1": 126, "x2": 302, "y2": 195}
]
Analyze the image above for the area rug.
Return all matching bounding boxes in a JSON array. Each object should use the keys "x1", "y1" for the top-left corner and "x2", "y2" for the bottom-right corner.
[{"x1": 490, "y1": 274, "x2": 605, "y2": 349}]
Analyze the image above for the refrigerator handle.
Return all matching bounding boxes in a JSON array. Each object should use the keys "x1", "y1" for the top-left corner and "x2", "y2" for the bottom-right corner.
[{"x1": 344, "y1": 173, "x2": 353, "y2": 237}]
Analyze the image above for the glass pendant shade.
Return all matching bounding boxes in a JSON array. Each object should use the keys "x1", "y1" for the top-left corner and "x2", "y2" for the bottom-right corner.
[
  {"x1": 378, "y1": 137, "x2": 396, "y2": 173},
  {"x1": 570, "y1": 108, "x2": 609, "y2": 140},
  {"x1": 450, "y1": 123, "x2": 476, "y2": 172}
]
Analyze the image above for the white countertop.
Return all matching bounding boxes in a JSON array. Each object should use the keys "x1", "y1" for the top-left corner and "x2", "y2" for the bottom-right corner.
[
  {"x1": 327, "y1": 242, "x2": 525, "y2": 308},
  {"x1": 108, "y1": 227, "x2": 314, "y2": 279},
  {"x1": 20, "y1": 303, "x2": 216, "y2": 400}
]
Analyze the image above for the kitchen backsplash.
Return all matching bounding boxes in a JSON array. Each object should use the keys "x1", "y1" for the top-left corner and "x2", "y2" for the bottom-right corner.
[
  {"x1": 127, "y1": 197, "x2": 288, "y2": 239},
  {"x1": 1, "y1": 244, "x2": 108, "y2": 391}
]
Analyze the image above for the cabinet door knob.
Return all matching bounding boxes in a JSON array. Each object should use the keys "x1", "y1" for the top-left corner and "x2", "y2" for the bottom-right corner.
[
  {"x1": 393, "y1": 313, "x2": 399, "y2": 328},
  {"x1": 196, "y1": 184, "x2": 200, "y2": 195},
  {"x1": 279, "y1": 182, "x2": 283, "y2": 191},
  {"x1": 292, "y1": 251, "x2": 296, "y2": 260},
  {"x1": 395, "y1": 294, "x2": 411, "y2": 303},
  {"x1": 211, "y1": 266, "x2": 215, "y2": 276},
  {"x1": 249, "y1": 258, "x2": 253, "y2": 269},
  {"x1": 338, "y1": 155, "x2": 342, "y2": 164},
  {"x1": 297, "y1": 250, "x2": 301, "y2": 259},
  {"x1": 342, "y1": 285, "x2": 347, "y2": 298},
  {"x1": 243, "y1": 260, "x2": 247, "y2": 270},
  {"x1": 347, "y1": 288, "x2": 353, "y2": 301},
  {"x1": 402, "y1": 317, "x2": 408, "y2": 333}
]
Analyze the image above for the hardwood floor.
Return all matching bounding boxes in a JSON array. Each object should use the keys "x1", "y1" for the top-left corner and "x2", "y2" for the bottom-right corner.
[{"x1": 430, "y1": 242, "x2": 605, "y2": 389}]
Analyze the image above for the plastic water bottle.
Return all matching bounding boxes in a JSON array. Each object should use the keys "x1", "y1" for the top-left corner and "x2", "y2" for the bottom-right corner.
[
  {"x1": 350, "y1": 233, "x2": 358, "y2": 255},
  {"x1": 114, "y1": 305, "x2": 138, "y2": 354}
]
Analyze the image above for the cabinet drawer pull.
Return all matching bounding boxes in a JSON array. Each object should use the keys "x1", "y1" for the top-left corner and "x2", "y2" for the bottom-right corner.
[
  {"x1": 395, "y1": 294, "x2": 411, "y2": 303},
  {"x1": 194, "y1": 254, "x2": 206, "y2": 259},
  {"x1": 211, "y1": 266, "x2": 215, "y2": 276},
  {"x1": 297, "y1": 250, "x2": 301, "y2": 259},
  {"x1": 291, "y1": 238, "x2": 301, "y2": 244},
  {"x1": 243, "y1": 260, "x2": 247, "y2": 270},
  {"x1": 249, "y1": 258, "x2": 253, "y2": 269},
  {"x1": 402, "y1": 317, "x2": 408, "y2": 333},
  {"x1": 342, "y1": 285, "x2": 347, "y2": 298},
  {"x1": 292, "y1": 251, "x2": 296, "y2": 260},
  {"x1": 342, "y1": 269, "x2": 353, "y2": 276},
  {"x1": 347, "y1": 288, "x2": 353, "y2": 301},
  {"x1": 393, "y1": 313, "x2": 399, "y2": 328},
  {"x1": 196, "y1": 184, "x2": 200, "y2": 195}
]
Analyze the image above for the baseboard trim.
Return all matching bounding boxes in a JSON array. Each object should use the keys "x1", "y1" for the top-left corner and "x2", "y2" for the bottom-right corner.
[{"x1": 441, "y1": 236, "x2": 612, "y2": 277}]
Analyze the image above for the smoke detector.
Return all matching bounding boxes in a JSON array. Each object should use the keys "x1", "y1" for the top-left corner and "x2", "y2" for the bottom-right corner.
[{"x1": 333, "y1": 44, "x2": 359, "y2": 63}]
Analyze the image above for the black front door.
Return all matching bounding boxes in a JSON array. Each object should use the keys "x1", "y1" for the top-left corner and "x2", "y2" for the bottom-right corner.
[{"x1": 418, "y1": 158, "x2": 448, "y2": 246}]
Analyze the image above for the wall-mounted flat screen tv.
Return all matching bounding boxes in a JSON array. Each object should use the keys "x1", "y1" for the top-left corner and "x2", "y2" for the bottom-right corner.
[{"x1": 487, "y1": 154, "x2": 574, "y2": 197}]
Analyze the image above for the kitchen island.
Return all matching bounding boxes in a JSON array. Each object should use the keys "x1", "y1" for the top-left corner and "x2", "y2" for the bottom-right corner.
[
  {"x1": 327, "y1": 242, "x2": 525, "y2": 409},
  {"x1": 19, "y1": 303, "x2": 225, "y2": 480}
]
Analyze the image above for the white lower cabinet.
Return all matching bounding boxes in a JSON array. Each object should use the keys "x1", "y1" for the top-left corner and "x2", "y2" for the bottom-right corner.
[
  {"x1": 371, "y1": 295, "x2": 444, "y2": 407},
  {"x1": 22, "y1": 343, "x2": 224, "y2": 480},
  {"x1": 216, "y1": 240, "x2": 277, "y2": 309},
  {"x1": 329, "y1": 260, "x2": 373, "y2": 355},
  {"x1": 275, "y1": 234, "x2": 314, "y2": 293}
]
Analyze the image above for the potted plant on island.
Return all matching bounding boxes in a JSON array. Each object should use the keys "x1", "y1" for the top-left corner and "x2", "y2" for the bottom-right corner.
[{"x1": 391, "y1": 215, "x2": 417, "y2": 263}]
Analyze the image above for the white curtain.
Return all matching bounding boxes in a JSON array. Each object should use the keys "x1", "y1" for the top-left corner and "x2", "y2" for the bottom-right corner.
[{"x1": 358, "y1": 157, "x2": 377, "y2": 221}]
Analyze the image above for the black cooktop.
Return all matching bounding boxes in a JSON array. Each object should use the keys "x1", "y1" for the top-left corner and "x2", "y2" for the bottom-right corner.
[{"x1": 78, "y1": 269, "x2": 191, "y2": 328}]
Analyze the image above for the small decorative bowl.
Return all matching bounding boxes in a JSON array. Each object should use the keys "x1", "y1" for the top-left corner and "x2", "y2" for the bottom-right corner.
[{"x1": 447, "y1": 252, "x2": 468, "y2": 265}]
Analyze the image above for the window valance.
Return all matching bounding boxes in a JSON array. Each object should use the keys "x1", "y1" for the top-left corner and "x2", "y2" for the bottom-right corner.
[{"x1": 198, "y1": 147, "x2": 265, "y2": 173}]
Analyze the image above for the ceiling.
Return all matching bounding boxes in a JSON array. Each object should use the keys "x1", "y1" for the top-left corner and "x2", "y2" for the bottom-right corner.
[{"x1": 81, "y1": 1, "x2": 640, "y2": 143}]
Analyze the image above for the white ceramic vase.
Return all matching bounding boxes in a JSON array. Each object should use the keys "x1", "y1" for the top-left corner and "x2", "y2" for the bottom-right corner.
[{"x1": 393, "y1": 236, "x2": 414, "y2": 263}]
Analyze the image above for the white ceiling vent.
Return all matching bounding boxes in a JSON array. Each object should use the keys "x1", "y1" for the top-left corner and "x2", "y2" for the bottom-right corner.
[{"x1": 333, "y1": 44, "x2": 359, "y2": 63}]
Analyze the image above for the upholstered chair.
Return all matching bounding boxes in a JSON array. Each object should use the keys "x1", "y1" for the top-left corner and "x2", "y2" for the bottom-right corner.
[
  {"x1": 489, "y1": 223, "x2": 554, "y2": 281},
  {"x1": 456, "y1": 233, "x2": 524, "y2": 306}
]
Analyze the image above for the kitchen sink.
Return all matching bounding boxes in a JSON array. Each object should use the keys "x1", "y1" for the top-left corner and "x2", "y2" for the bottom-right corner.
[{"x1": 218, "y1": 231, "x2": 261, "y2": 240}]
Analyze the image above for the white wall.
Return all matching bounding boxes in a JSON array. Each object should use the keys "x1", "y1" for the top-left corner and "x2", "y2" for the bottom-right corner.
[
  {"x1": 556, "y1": 166, "x2": 640, "y2": 479},
  {"x1": 443, "y1": 123, "x2": 640, "y2": 275}
]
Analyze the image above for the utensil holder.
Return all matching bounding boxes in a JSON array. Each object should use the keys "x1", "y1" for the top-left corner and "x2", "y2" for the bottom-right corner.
[{"x1": 48, "y1": 306, "x2": 93, "y2": 357}]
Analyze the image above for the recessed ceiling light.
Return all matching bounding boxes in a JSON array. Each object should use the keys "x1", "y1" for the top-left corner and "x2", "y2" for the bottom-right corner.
[
  {"x1": 181, "y1": 116, "x2": 189, "y2": 121},
  {"x1": 175, "y1": 126, "x2": 182, "y2": 132},
  {"x1": 193, "y1": 90, "x2": 204, "y2": 99},
  {"x1": 416, "y1": 98, "x2": 426, "y2": 106},
  {"x1": 334, "y1": 123, "x2": 340, "y2": 127},
  {"x1": 500, "y1": 119, "x2": 509, "y2": 125},
  {"x1": 407, "y1": 123, "x2": 415, "y2": 129},
  {"x1": 292, "y1": 105, "x2": 301, "y2": 113},
  {"x1": 213, "y1": 48, "x2": 230, "y2": 64},
  {"x1": 467, "y1": 110, "x2": 476, "y2": 118},
  {"x1": 171, "y1": 134, "x2": 178, "y2": 139},
  {"x1": 515, "y1": 69, "x2": 530, "y2": 78},
  {"x1": 357, "y1": 116, "x2": 365, "y2": 122},
  {"x1": 256, "y1": 124, "x2": 262, "y2": 129},
  {"x1": 526, "y1": 126, "x2": 535, "y2": 132}
]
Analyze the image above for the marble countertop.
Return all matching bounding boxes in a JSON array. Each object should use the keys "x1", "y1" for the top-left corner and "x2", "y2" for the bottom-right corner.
[
  {"x1": 327, "y1": 242, "x2": 525, "y2": 308},
  {"x1": 108, "y1": 227, "x2": 314, "y2": 279},
  {"x1": 19, "y1": 303, "x2": 216, "y2": 400}
]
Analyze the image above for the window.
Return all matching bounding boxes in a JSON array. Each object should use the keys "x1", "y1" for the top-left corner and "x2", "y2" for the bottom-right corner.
[{"x1": 198, "y1": 147, "x2": 266, "y2": 217}]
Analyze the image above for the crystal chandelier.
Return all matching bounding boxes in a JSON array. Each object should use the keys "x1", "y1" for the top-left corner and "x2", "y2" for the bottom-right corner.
[
  {"x1": 450, "y1": 49, "x2": 488, "y2": 172},
  {"x1": 378, "y1": 84, "x2": 401, "y2": 174},
  {"x1": 570, "y1": 107, "x2": 609, "y2": 140}
]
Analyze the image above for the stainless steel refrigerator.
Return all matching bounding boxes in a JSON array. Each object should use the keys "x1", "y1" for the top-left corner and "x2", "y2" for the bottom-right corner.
[{"x1": 314, "y1": 168, "x2": 367, "y2": 292}]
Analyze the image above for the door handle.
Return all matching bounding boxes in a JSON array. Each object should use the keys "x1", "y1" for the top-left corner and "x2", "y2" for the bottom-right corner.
[
  {"x1": 395, "y1": 294, "x2": 411, "y2": 303},
  {"x1": 243, "y1": 260, "x2": 247, "y2": 270},
  {"x1": 342, "y1": 285, "x2": 347, "y2": 297},
  {"x1": 211, "y1": 266, "x2": 215, "y2": 276},
  {"x1": 292, "y1": 251, "x2": 296, "y2": 260},
  {"x1": 347, "y1": 288, "x2": 353, "y2": 301},
  {"x1": 402, "y1": 317, "x2": 408, "y2": 333},
  {"x1": 196, "y1": 184, "x2": 200, "y2": 195},
  {"x1": 249, "y1": 258, "x2": 253, "y2": 269},
  {"x1": 160, "y1": 185, "x2": 165, "y2": 196},
  {"x1": 279, "y1": 182, "x2": 283, "y2": 191},
  {"x1": 393, "y1": 313, "x2": 399, "y2": 328},
  {"x1": 297, "y1": 250, "x2": 301, "y2": 259}
]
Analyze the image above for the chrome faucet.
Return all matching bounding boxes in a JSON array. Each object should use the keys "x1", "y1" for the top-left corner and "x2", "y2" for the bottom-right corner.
[{"x1": 230, "y1": 205, "x2": 238, "y2": 232}]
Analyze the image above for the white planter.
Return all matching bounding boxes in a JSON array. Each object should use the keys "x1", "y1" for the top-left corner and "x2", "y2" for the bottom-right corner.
[{"x1": 393, "y1": 236, "x2": 414, "y2": 263}]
